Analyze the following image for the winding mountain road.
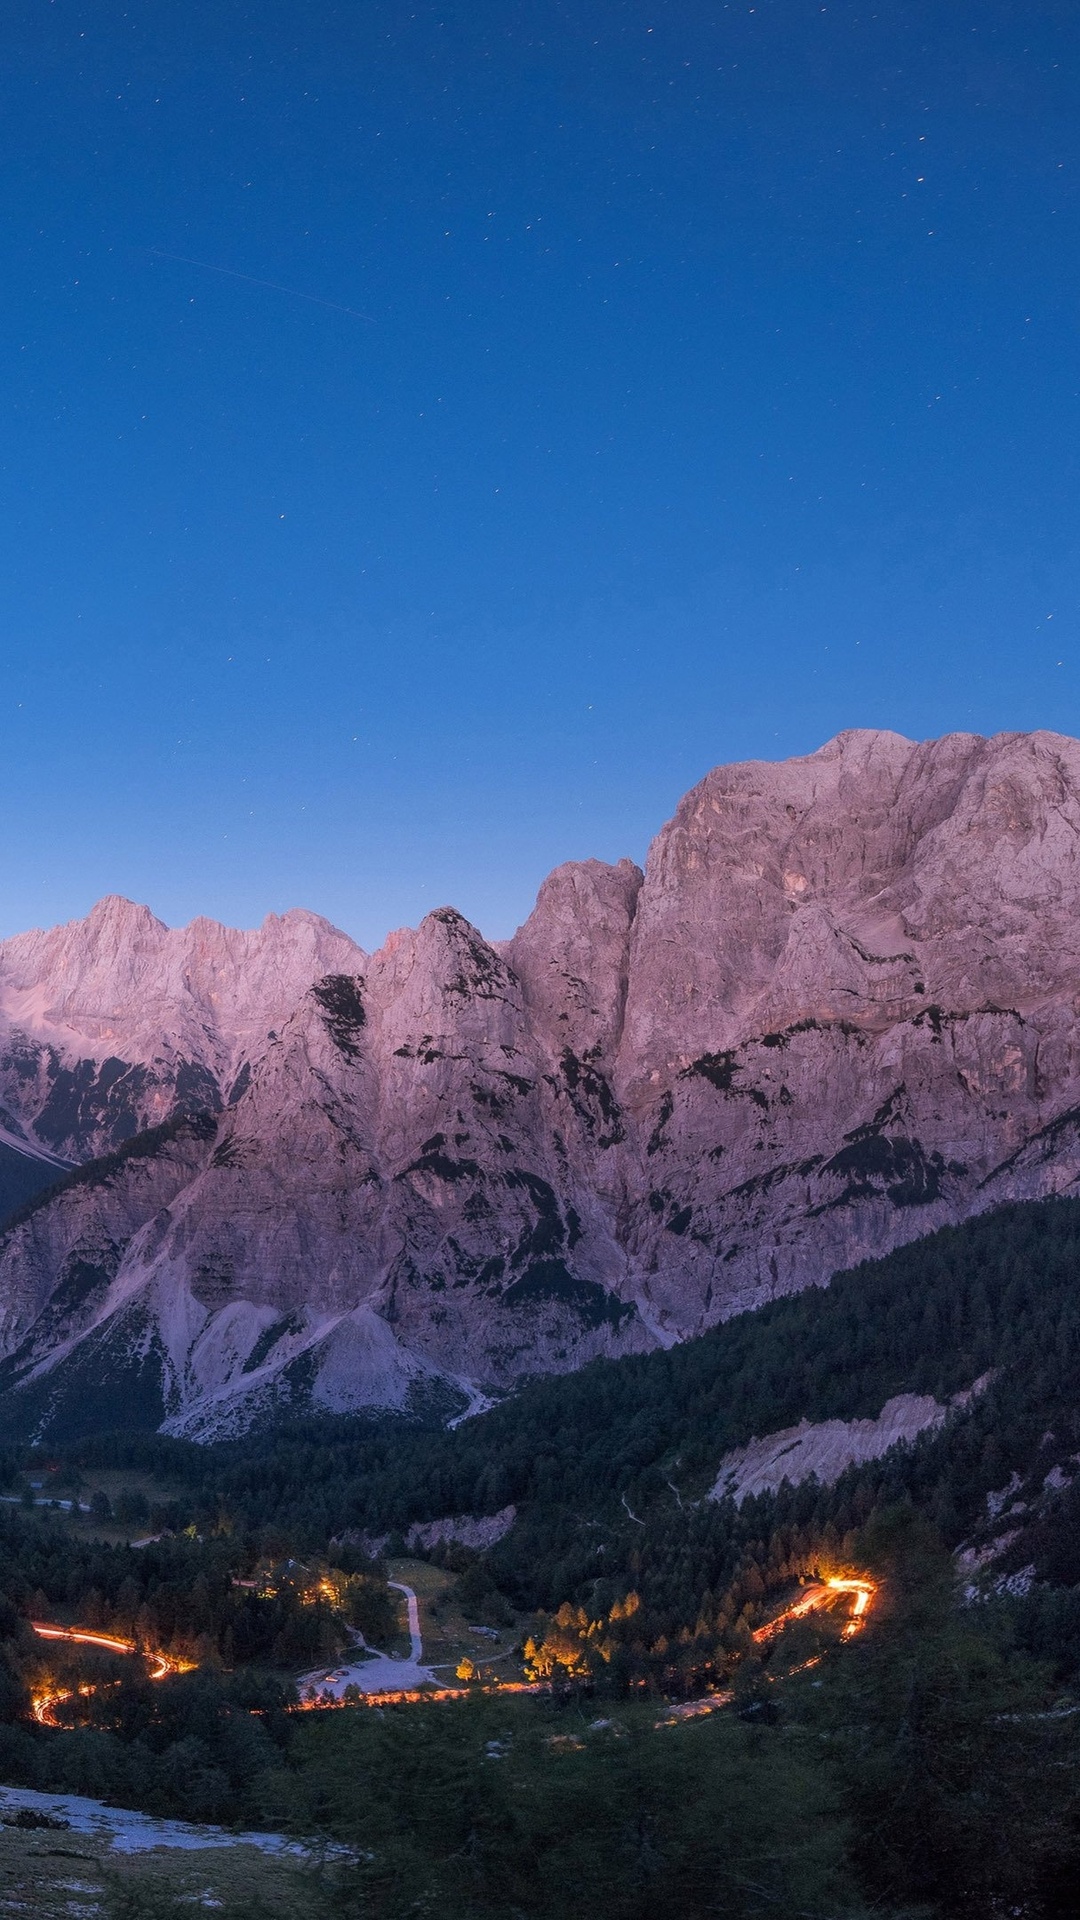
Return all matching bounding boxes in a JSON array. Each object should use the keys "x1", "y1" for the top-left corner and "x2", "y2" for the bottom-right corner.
[
  {"x1": 752, "y1": 1576, "x2": 874, "y2": 1646},
  {"x1": 29, "y1": 1622, "x2": 191, "y2": 1724},
  {"x1": 657, "y1": 1577, "x2": 876, "y2": 1725},
  {"x1": 299, "y1": 1579, "x2": 436, "y2": 1701},
  {"x1": 299, "y1": 1572, "x2": 878, "y2": 1713}
]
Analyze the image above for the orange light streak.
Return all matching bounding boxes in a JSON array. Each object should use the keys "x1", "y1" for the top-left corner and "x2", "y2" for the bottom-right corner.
[
  {"x1": 293, "y1": 1574, "x2": 877, "y2": 1721},
  {"x1": 751, "y1": 1575, "x2": 875, "y2": 1647},
  {"x1": 29, "y1": 1621, "x2": 193, "y2": 1716},
  {"x1": 751, "y1": 1584, "x2": 830, "y2": 1643},
  {"x1": 295, "y1": 1677, "x2": 551, "y2": 1713},
  {"x1": 823, "y1": 1577, "x2": 875, "y2": 1637}
]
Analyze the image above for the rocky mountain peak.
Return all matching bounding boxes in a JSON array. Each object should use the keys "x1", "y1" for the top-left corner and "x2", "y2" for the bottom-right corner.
[
  {"x1": 507, "y1": 858, "x2": 642, "y2": 1064},
  {"x1": 618, "y1": 727, "x2": 1080, "y2": 1086},
  {"x1": 6, "y1": 728, "x2": 1080, "y2": 1439},
  {"x1": 84, "y1": 894, "x2": 168, "y2": 938}
]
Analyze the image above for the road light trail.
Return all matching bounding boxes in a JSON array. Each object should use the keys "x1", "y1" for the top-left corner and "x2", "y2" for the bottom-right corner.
[
  {"x1": 29, "y1": 1622, "x2": 193, "y2": 1719},
  {"x1": 752, "y1": 1576, "x2": 876, "y2": 1646},
  {"x1": 31, "y1": 1622, "x2": 183, "y2": 1679},
  {"x1": 656, "y1": 1574, "x2": 877, "y2": 1727}
]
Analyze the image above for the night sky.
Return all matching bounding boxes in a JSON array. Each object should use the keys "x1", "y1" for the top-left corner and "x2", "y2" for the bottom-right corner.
[{"x1": 2, "y1": 1, "x2": 1077, "y2": 945}]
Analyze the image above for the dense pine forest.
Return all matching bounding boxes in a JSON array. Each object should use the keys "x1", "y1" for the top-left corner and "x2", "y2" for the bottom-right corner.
[{"x1": 4, "y1": 1199, "x2": 1080, "y2": 1913}]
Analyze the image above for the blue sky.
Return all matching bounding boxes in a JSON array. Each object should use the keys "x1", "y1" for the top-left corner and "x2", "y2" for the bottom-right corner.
[{"x1": 2, "y1": 0, "x2": 1077, "y2": 946}]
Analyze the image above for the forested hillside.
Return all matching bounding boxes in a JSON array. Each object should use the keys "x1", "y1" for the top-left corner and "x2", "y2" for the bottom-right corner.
[
  {"x1": 2, "y1": 1198, "x2": 1080, "y2": 1914},
  {"x1": 80, "y1": 1196, "x2": 1080, "y2": 1623}
]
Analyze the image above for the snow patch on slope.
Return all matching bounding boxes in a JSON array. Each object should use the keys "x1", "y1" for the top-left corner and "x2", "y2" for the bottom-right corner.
[{"x1": 0, "y1": 1783, "x2": 314, "y2": 1856}]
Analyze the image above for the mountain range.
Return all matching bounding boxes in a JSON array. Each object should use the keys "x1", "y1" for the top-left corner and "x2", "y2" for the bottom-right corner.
[{"x1": 4, "y1": 725, "x2": 1080, "y2": 1440}]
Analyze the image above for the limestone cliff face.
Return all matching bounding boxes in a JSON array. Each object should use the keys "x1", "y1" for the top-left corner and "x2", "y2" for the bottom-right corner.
[
  {"x1": 616, "y1": 728, "x2": 1080, "y2": 1331},
  {"x1": 0, "y1": 897, "x2": 363, "y2": 1160},
  {"x1": 4, "y1": 728, "x2": 1080, "y2": 1438}
]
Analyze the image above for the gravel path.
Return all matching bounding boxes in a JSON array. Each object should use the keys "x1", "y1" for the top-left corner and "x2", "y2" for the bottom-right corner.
[{"x1": 299, "y1": 1579, "x2": 438, "y2": 1699}]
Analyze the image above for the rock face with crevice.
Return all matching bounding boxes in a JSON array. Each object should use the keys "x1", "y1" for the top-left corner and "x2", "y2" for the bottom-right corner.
[{"x1": 4, "y1": 728, "x2": 1080, "y2": 1438}]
